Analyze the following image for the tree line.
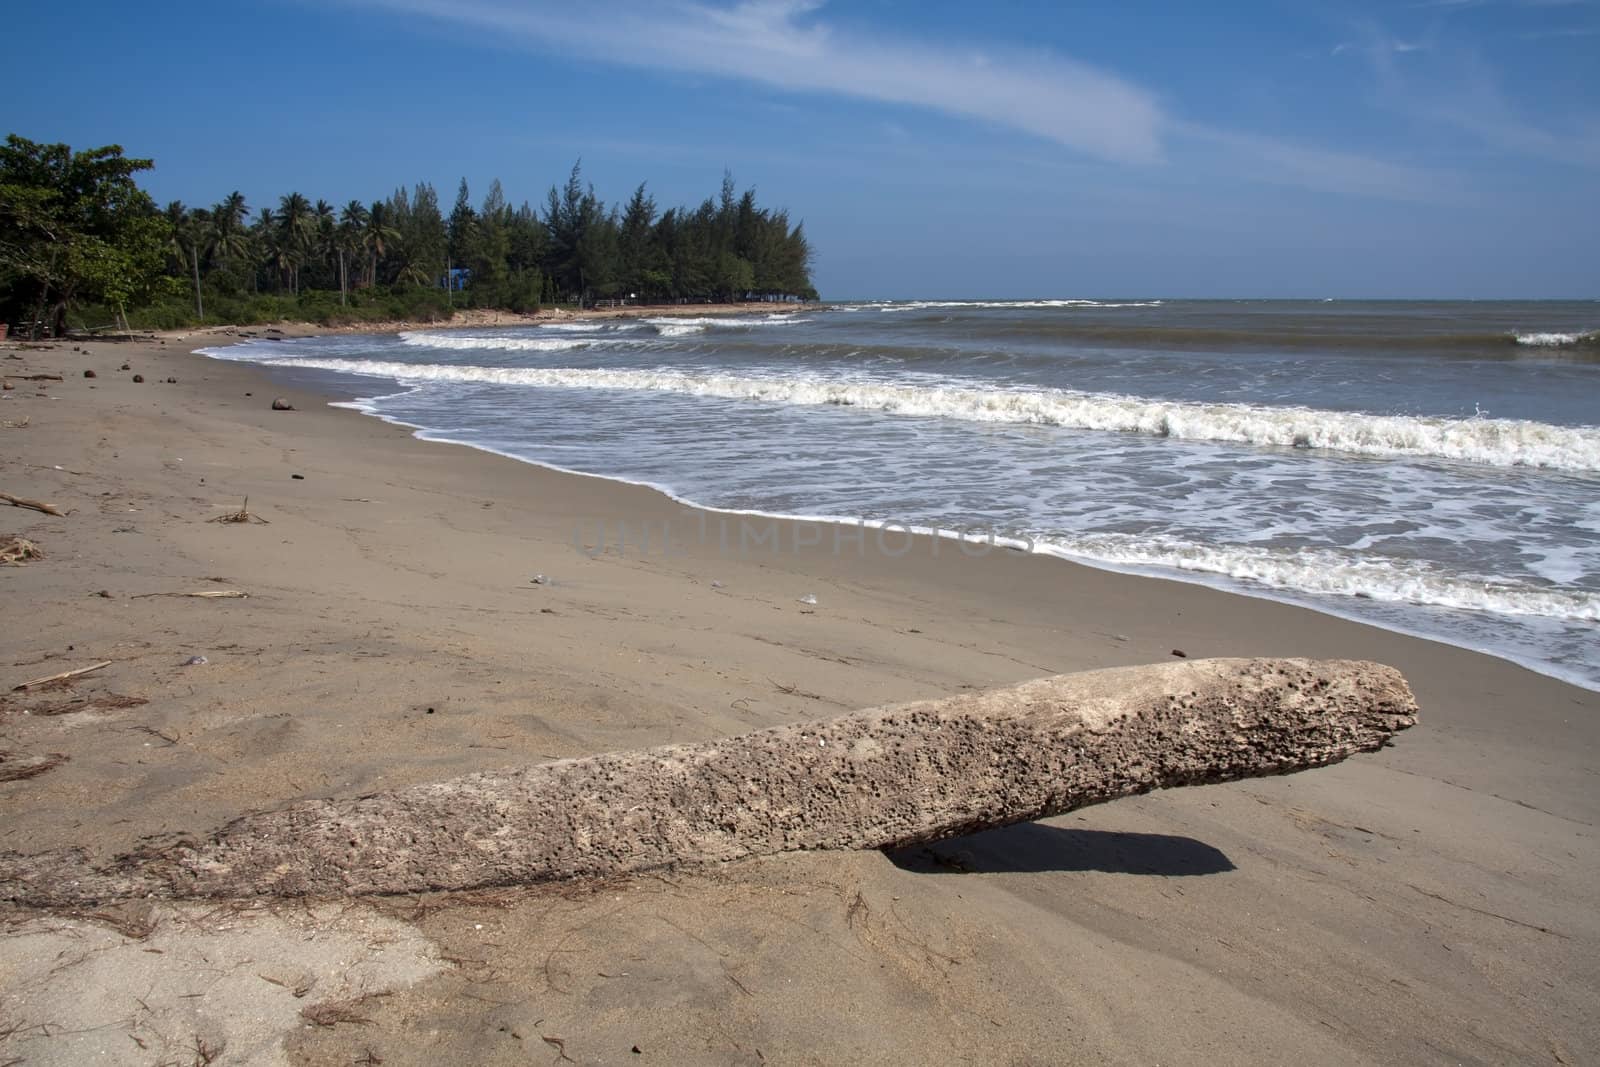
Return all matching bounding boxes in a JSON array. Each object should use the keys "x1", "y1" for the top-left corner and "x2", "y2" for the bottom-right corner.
[{"x1": 1, "y1": 134, "x2": 818, "y2": 336}]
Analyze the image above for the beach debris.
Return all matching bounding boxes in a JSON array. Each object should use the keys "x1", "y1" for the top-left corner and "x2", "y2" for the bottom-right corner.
[
  {"x1": 3, "y1": 373, "x2": 63, "y2": 382},
  {"x1": 1, "y1": 490, "x2": 64, "y2": 516},
  {"x1": 12, "y1": 661, "x2": 112, "y2": 692},
  {"x1": 209, "y1": 497, "x2": 269, "y2": 524},
  {"x1": 0, "y1": 536, "x2": 43, "y2": 565},
  {"x1": 530, "y1": 574, "x2": 549, "y2": 585},
  {"x1": 2, "y1": 691, "x2": 147, "y2": 717},
  {"x1": 710, "y1": 580, "x2": 724, "y2": 588},
  {"x1": 181, "y1": 655, "x2": 209, "y2": 667},
  {"x1": 132, "y1": 374, "x2": 144, "y2": 383},
  {"x1": 132, "y1": 590, "x2": 249, "y2": 600},
  {"x1": 0, "y1": 750, "x2": 69, "y2": 782},
  {"x1": 83, "y1": 369, "x2": 96, "y2": 378},
  {"x1": 300, "y1": 993, "x2": 389, "y2": 1028},
  {"x1": 0, "y1": 658, "x2": 1417, "y2": 903},
  {"x1": 1, "y1": 381, "x2": 12, "y2": 391},
  {"x1": 271, "y1": 397, "x2": 294, "y2": 411},
  {"x1": 120, "y1": 362, "x2": 130, "y2": 371},
  {"x1": 1171, "y1": 649, "x2": 1188, "y2": 658},
  {"x1": 797, "y1": 593, "x2": 818, "y2": 605},
  {"x1": 291, "y1": 473, "x2": 304, "y2": 480},
  {"x1": 165, "y1": 376, "x2": 177, "y2": 384}
]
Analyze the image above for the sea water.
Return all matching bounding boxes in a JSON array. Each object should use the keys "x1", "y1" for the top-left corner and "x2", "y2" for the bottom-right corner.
[{"x1": 201, "y1": 300, "x2": 1600, "y2": 690}]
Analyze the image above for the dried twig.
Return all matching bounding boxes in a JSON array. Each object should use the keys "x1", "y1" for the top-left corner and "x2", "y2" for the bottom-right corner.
[
  {"x1": 541, "y1": 1035, "x2": 577, "y2": 1063},
  {"x1": 189, "y1": 1034, "x2": 225, "y2": 1065},
  {"x1": 131, "y1": 590, "x2": 249, "y2": 600},
  {"x1": 0, "y1": 750, "x2": 69, "y2": 782},
  {"x1": 2, "y1": 373, "x2": 63, "y2": 381},
  {"x1": 0, "y1": 691, "x2": 146, "y2": 716},
  {"x1": 769, "y1": 679, "x2": 825, "y2": 701},
  {"x1": 13, "y1": 661, "x2": 111, "y2": 691},
  {"x1": 300, "y1": 992, "x2": 390, "y2": 1028},
  {"x1": 0, "y1": 491, "x2": 63, "y2": 516},
  {"x1": 208, "y1": 497, "x2": 268, "y2": 525}
]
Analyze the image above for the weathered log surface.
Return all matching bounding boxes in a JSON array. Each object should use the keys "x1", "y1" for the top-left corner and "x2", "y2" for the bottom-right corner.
[{"x1": 0, "y1": 658, "x2": 1416, "y2": 904}]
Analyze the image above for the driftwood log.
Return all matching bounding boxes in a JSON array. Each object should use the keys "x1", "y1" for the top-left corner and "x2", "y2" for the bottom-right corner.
[
  {"x1": 0, "y1": 491, "x2": 63, "y2": 516},
  {"x1": 0, "y1": 658, "x2": 1415, "y2": 904}
]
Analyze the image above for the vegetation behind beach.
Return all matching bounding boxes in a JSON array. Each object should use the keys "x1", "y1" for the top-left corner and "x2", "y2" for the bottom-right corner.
[{"x1": 0, "y1": 134, "x2": 818, "y2": 336}]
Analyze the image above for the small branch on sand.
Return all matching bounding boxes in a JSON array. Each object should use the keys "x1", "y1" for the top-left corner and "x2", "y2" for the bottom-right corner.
[
  {"x1": 770, "y1": 679, "x2": 825, "y2": 701},
  {"x1": 300, "y1": 992, "x2": 391, "y2": 1028},
  {"x1": 0, "y1": 751, "x2": 69, "y2": 782},
  {"x1": 13, "y1": 661, "x2": 111, "y2": 691},
  {"x1": 0, "y1": 491, "x2": 63, "y2": 516},
  {"x1": 131, "y1": 590, "x2": 249, "y2": 600},
  {"x1": 2, "y1": 373, "x2": 63, "y2": 381},
  {"x1": 208, "y1": 497, "x2": 268, "y2": 525}
]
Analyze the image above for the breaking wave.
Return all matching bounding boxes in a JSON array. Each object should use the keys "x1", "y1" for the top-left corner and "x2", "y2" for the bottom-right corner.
[
  {"x1": 1031, "y1": 534, "x2": 1600, "y2": 623},
  {"x1": 230, "y1": 357, "x2": 1600, "y2": 471},
  {"x1": 840, "y1": 299, "x2": 1164, "y2": 311},
  {"x1": 397, "y1": 332, "x2": 594, "y2": 353},
  {"x1": 642, "y1": 315, "x2": 805, "y2": 337},
  {"x1": 1515, "y1": 331, "x2": 1599, "y2": 348}
]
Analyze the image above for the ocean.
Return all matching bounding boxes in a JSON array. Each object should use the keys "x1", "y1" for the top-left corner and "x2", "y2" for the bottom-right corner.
[{"x1": 200, "y1": 300, "x2": 1600, "y2": 690}]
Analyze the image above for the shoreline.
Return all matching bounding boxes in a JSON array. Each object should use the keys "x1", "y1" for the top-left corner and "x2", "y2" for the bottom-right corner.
[
  {"x1": 138, "y1": 300, "x2": 811, "y2": 347},
  {"x1": 207, "y1": 323, "x2": 1600, "y2": 695},
  {"x1": 2, "y1": 327, "x2": 1596, "y2": 1063}
]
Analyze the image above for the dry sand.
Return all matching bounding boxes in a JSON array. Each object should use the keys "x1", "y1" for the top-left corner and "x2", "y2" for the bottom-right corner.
[{"x1": 0, "y1": 321, "x2": 1595, "y2": 1065}]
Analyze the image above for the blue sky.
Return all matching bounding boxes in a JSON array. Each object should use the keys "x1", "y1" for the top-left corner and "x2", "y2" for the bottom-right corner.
[{"x1": 7, "y1": 0, "x2": 1598, "y2": 298}]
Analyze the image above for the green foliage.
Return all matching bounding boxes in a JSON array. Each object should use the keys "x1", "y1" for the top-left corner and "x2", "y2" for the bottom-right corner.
[
  {"x1": 4, "y1": 134, "x2": 817, "y2": 334},
  {"x1": 0, "y1": 134, "x2": 169, "y2": 335}
]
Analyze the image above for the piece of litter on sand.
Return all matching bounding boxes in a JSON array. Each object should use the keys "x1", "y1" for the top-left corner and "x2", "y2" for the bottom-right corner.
[
  {"x1": 530, "y1": 574, "x2": 548, "y2": 585},
  {"x1": 797, "y1": 593, "x2": 817, "y2": 605},
  {"x1": 181, "y1": 655, "x2": 208, "y2": 667},
  {"x1": 710, "y1": 580, "x2": 724, "y2": 588},
  {"x1": 13, "y1": 661, "x2": 112, "y2": 691}
]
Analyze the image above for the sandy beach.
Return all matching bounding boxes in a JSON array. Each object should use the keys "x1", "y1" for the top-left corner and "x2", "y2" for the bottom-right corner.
[{"x1": 1, "y1": 322, "x2": 1596, "y2": 1065}]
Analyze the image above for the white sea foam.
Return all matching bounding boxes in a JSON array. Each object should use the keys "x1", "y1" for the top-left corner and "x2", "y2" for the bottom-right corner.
[
  {"x1": 846, "y1": 299, "x2": 1163, "y2": 311},
  {"x1": 1032, "y1": 534, "x2": 1600, "y2": 623},
  {"x1": 236, "y1": 357, "x2": 1600, "y2": 471},
  {"x1": 397, "y1": 331, "x2": 592, "y2": 353},
  {"x1": 536, "y1": 321, "x2": 608, "y2": 333},
  {"x1": 643, "y1": 315, "x2": 804, "y2": 330},
  {"x1": 1514, "y1": 330, "x2": 1597, "y2": 347},
  {"x1": 651, "y1": 322, "x2": 705, "y2": 337}
]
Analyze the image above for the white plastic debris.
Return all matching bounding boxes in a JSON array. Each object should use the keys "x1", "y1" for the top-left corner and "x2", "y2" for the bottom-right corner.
[
  {"x1": 797, "y1": 594, "x2": 817, "y2": 605},
  {"x1": 181, "y1": 655, "x2": 207, "y2": 666},
  {"x1": 530, "y1": 574, "x2": 548, "y2": 585}
]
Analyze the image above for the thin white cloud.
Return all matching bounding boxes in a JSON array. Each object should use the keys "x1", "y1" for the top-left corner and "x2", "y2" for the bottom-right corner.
[
  {"x1": 356, "y1": 0, "x2": 1165, "y2": 165},
  {"x1": 1351, "y1": 27, "x2": 1600, "y2": 168},
  {"x1": 1176, "y1": 123, "x2": 1452, "y2": 202},
  {"x1": 336, "y1": 0, "x2": 1449, "y2": 199}
]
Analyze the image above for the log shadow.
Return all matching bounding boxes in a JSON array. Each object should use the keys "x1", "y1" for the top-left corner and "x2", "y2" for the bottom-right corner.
[{"x1": 885, "y1": 823, "x2": 1235, "y2": 877}]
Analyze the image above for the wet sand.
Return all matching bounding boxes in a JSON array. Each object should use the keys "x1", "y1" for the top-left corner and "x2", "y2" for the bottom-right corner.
[{"x1": 0, "y1": 325, "x2": 1595, "y2": 1065}]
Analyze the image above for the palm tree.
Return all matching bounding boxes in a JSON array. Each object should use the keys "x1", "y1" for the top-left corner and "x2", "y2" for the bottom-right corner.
[
  {"x1": 277, "y1": 192, "x2": 313, "y2": 295},
  {"x1": 249, "y1": 206, "x2": 275, "y2": 293},
  {"x1": 208, "y1": 194, "x2": 250, "y2": 269},
  {"x1": 313, "y1": 199, "x2": 338, "y2": 292},
  {"x1": 166, "y1": 201, "x2": 213, "y2": 319},
  {"x1": 362, "y1": 200, "x2": 399, "y2": 289},
  {"x1": 337, "y1": 200, "x2": 369, "y2": 303}
]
